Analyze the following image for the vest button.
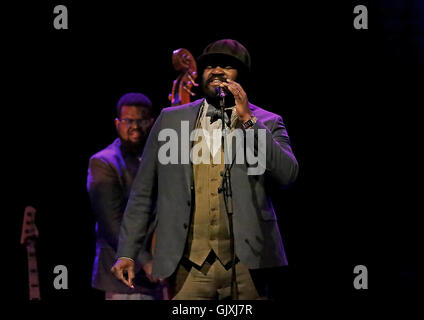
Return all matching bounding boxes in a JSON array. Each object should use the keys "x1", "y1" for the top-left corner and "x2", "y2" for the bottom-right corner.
[
  {"x1": 187, "y1": 200, "x2": 191, "y2": 206},
  {"x1": 183, "y1": 223, "x2": 188, "y2": 229}
]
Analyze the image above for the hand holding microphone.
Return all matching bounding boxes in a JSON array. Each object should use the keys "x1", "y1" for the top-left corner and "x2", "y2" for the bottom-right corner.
[{"x1": 218, "y1": 79, "x2": 251, "y2": 122}]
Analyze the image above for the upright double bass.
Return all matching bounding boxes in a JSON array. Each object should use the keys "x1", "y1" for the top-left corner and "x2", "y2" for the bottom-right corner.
[{"x1": 168, "y1": 48, "x2": 198, "y2": 106}]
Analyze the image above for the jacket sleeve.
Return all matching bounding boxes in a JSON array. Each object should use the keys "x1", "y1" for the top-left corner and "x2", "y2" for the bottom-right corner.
[
  {"x1": 246, "y1": 115, "x2": 299, "y2": 186},
  {"x1": 116, "y1": 110, "x2": 163, "y2": 262},
  {"x1": 87, "y1": 157, "x2": 123, "y2": 251}
]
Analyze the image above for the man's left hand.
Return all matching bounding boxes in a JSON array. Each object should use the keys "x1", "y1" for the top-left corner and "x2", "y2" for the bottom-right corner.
[{"x1": 220, "y1": 79, "x2": 251, "y2": 122}]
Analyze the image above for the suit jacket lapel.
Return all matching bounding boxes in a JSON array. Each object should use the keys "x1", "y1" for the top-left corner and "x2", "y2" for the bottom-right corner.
[
  {"x1": 112, "y1": 138, "x2": 134, "y2": 196},
  {"x1": 182, "y1": 99, "x2": 204, "y2": 193}
]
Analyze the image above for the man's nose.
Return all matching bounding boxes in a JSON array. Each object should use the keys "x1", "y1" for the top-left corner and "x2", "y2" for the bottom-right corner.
[
  {"x1": 130, "y1": 121, "x2": 141, "y2": 129},
  {"x1": 211, "y1": 66, "x2": 225, "y2": 74}
]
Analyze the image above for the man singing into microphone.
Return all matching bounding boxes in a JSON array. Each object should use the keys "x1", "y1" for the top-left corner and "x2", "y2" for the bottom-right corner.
[{"x1": 111, "y1": 39, "x2": 299, "y2": 300}]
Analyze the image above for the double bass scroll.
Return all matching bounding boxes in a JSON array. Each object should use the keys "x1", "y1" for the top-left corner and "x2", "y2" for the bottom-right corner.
[{"x1": 168, "y1": 48, "x2": 198, "y2": 106}]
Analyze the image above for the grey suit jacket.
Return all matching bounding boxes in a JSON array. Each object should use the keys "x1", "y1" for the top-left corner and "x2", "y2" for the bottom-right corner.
[
  {"x1": 87, "y1": 138, "x2": 156, "y2": 293},
  {"x1": 117, "y1": 99, "x2": 299, "y2": 279}
]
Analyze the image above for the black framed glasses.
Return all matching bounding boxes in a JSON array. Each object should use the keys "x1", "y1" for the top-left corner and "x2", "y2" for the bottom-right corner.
[{"x1": 119, "y1": 118, "x2": 151, "y2": 127}]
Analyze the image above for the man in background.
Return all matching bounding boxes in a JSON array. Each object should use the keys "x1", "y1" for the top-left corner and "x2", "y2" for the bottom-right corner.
[{"x1": 87, "y1": 92, "x2": 163, "y2": 300}]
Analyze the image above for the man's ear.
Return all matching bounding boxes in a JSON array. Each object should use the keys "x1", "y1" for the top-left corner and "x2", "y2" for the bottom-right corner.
[{"x1": 115, "y1": 118, "x2": 120, "y2": 130}]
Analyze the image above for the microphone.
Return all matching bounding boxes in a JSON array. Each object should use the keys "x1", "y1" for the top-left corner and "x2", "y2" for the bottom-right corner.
[{"x1": 215, "y1": 86, "x2": 226, "y2": 98}]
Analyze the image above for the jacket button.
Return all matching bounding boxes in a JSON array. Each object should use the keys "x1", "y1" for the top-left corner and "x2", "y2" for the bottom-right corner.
[
  {"x1": 183, "y1": 223, "x2": 188, "y2": 229},
  {"x1": 190, "y1": 185, "x2": 194, "y2": 191},
  {"x1": 187, "y1": 200, "x2": 191, "y2": 206}
]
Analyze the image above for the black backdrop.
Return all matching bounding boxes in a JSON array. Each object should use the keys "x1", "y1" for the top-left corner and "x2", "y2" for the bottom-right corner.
[{"x1": 7, "y1": 0, "x2": 423, "y2": 310}]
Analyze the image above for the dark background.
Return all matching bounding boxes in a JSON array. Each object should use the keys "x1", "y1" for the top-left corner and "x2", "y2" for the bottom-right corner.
[{"x1": 7, "y1": 0, "x2": 423, "y2": 310}]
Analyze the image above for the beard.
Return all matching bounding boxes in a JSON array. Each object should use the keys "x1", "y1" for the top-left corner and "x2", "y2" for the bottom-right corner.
[
  {"x1": 119, "y1": 131, "x2": 148, "y2": 155},
  {"x1": 202, "y1": 75, "x2": 236, "y2": 108}
]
